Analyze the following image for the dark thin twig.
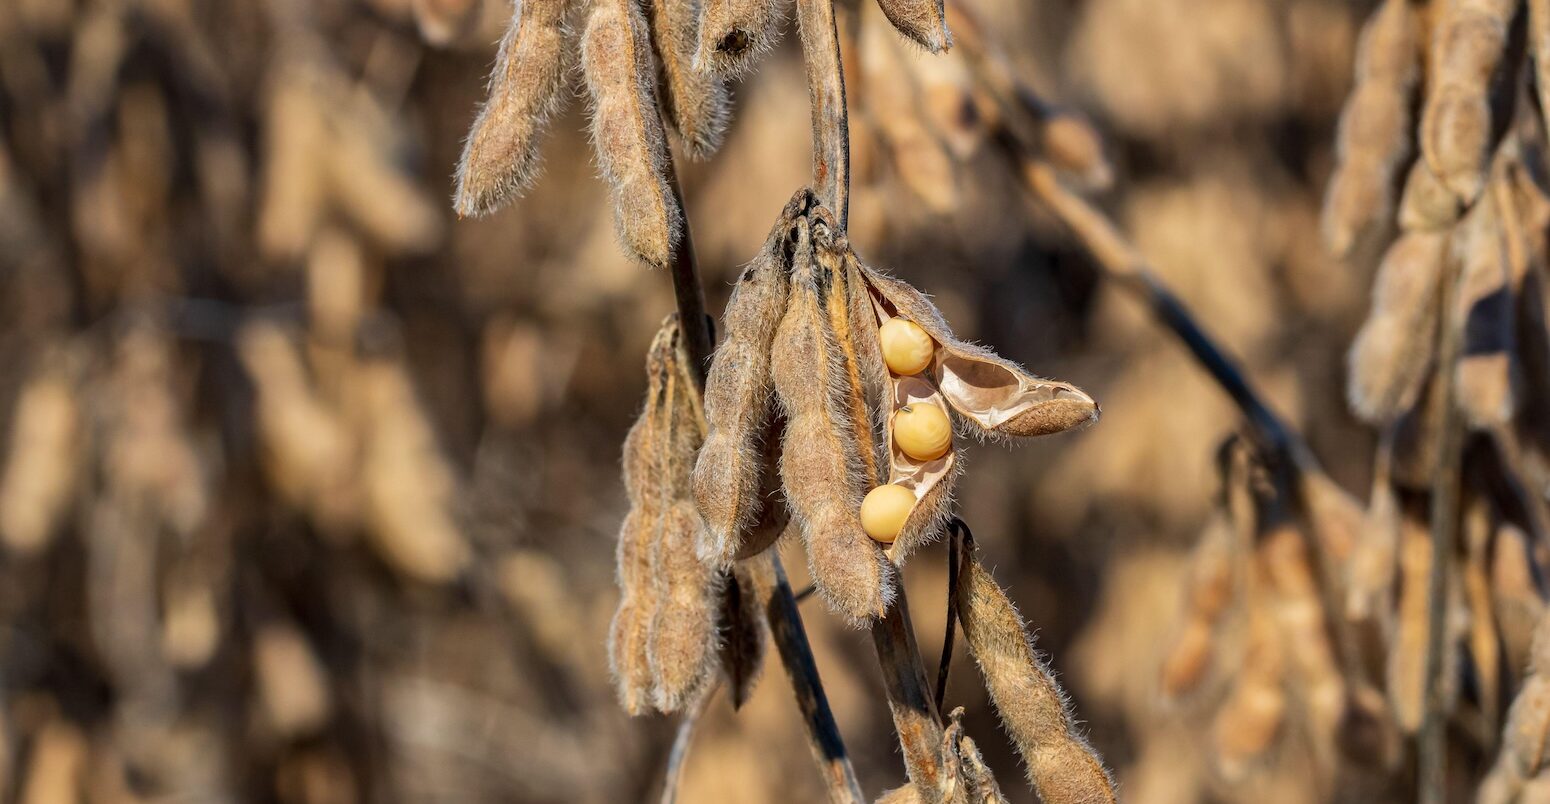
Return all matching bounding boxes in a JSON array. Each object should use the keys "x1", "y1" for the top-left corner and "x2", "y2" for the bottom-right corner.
[
  {"x1": 935, "y1": 519, "x2": 966, "y2": 712},
  {"x1": 659, "y1": 683, "x2": 717, "y2": 804},
  {"x1": 764, "y1": 553, "x2": 868, "y2": 802}
]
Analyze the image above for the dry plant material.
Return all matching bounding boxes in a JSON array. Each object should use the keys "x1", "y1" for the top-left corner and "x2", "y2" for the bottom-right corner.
[
  {"x1": 694, "y1": 212, "x2": 792, "y2": 566},
  {"x1": 770, "y1": 202, "x2": 894, "y2": 623},
  {"x1": 454, "y1": 0, "x2": 574, "y2": 216},
  {"x1": 1159, "y1": 516, "x2": 1236, "y2": 699},
  {"x1": 647, "y1": 0, "x2": 731, "y2": 158},
  {"x1": 1419, "y1": 0, "x2": 1516, "y2": 203},
  {"x1": 1452, "y1": 178, "x2": 1517, "y2": 429},
  {"x1": 1388, "y1": 510, "x2": 1460, "y2": 734},
  {"x1": 1211, "y1": 606, "x2": 1287, "y2": 779},
  {"x1": 1347, "y1": 230, "x2": 1447, "y2": 424},
  {"x1": 954, "y1": 541, "x2": 1116, "y2": 804},
  {"x1": 1481, "y1": 613, "x2": 1550, "y2": 803},
  {"x1": 1322, "y1": 0, "x2": 1420, "y2": 256},
  {"x1": 0, "y1": 364, "x2": 81, "y2": 555},
  {"x1": 858, "y1": 13, "x2": 959, "y2": 214},
  {"x1": 611, "y1": 316, "x2": 723, "y2": 713},
  {"x1": 583, "y1": 0, "x2": 683, "y2": 269},
  {"x1": 873, "y1": 0, "x2": 949, "y2": 53},
  {"x1": 695, "y1": 0, "x2": 790, "y2": 76},
  {"x1": 1399, "y1": 161, "x2": 1464, "y2": 232}
]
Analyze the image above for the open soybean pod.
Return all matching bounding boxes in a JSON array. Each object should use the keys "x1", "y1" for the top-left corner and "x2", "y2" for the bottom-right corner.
[
  {"x1": 454, "y1": 0, "x2": 575, "y2": 217},
  {"x1": 693, "y1": 201, "x2": 796, "y2": 566},
  {"x1": 858, "y1": 264, "x2": 1099, "y2": 438}
]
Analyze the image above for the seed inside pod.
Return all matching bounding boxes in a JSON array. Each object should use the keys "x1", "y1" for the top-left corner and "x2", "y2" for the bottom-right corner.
[
  {"x1": 892, "y1": 403, "x2": 951, "y2": 461},
  {"x1": 879, "y1": 317, "x2": 935, "y2": 375},
  {"x1": 860, "y1": 484, "x2": 916, "y2": 543}
]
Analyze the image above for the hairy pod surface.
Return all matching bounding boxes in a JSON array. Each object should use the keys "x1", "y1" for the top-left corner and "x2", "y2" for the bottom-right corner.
[
  {"x1": 647, "y1": 0, "x2": 730, "y2": 158},
  {"x1": 770, "y1": 196, "x2": 894, "y2": 623},
  {"x1": 611, "y1": 317, "x2": 719, "y2": 714},
  {"x1": 1348, "y1": 230, "x2": 1448, "y2": 423},
  {"x1": 694, "y1": 208, "x2": 794, "y2": 565},
  {"x1": 695, "y1": 0, "x2": 789, "y2": 76},
  {"x1": 454, "y1": 0, "x2": 574, "y2": 216},
  {"x1": 1420, "y1": 0, "x2": 1516, "y2": 202},
  {"x1": 1322, "y1": 0, "x2": 1420, "y2": 255},
  {"x1": 582, "y1": 0, "x2": 683, "y2": 269},
  {"x1": 874, "y1": 0, "x2": 950, "y2": 52},
  {"x1": 717, "y1": 562, "x2": 769, "y2": 708},
  {"x1": 955, "y1": 546, "x2": 1116, "y2": 804}
]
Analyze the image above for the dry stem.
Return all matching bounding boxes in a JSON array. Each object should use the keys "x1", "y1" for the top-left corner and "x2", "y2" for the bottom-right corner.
[{"x1": 797, "y1": 0, "x2": 851, "y2": 225}]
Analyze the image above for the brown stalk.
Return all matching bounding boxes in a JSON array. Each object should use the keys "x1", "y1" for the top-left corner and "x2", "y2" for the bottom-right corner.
[
  {"x1": 796, "y1": 0, "x2": 954, "y2": 792},
  {"x1": 1420, "y1": 227, "x2": 1467, "y2": 804},
  {"x1": 661, "y1": 151, "x2": 863, "y2": 800},
  {"x1": 658, "y1": 684, "x2": 716, "y2": 804},
  {"x1": 797, "y1": 0, "x2": 851, "y2": 226}
]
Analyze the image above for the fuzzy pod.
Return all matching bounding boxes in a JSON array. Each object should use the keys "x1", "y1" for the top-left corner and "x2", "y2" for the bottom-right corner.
[
  {"x1": 582, "y1": 0, "x2": 683, "y2": 269},
  {"x1": 1321, "y1": 0, "x2": 1420, "y2": 256},
  {"x1": 1211, "y1": 606, "x2": 1287, "y2": 780},
  {"x1": 1419, "y1": 0, "x2": 1516, "y2": 202},
  {"x1": 0, "y1": 369, "x2": 81, "y2": 555},
  {"x1": 1398, "y1": 161, "x2": 1462, "y2": 232},
  {"x1": 647, "y1": 0, "x2": 730, "y2": 158},
  {"x1": 1494, "y1": 525, "x2": 1547, "y2": 678},
  {"x1": 609, "y1": 322, "x2": 676, "y2": 713},
  {"x1": 1259, "y1": 522, "x2": 1346, "y2": 759},
  {"x1": 1480, "y1": 615, "x2": 1550, "y2": 804},
  {"x1": 874, "y1": 0, "x2": 949, "y2": 52},
  {"x1": 694, "y1": 210, "x2": 793, "y2": 565},
  {"x1": 1452, "y1": 188, "x2": 1517, "y2": 429},
  {"x1": 716, "y1": 562, "x2": 769, "y2": 708},
  {"x1": 859, "y1": 14, "x2": 959, "y2": 214},
  {"x1": 1347, "y1": 230, "x2": 1448, "y2": 424},
  {"x1": 858, "y1": 266, "x2": 1098, "y2": 438},
  {"x1": 646, "y1": 500, "x2": 722, "y2": 712},
  {"x1": 1160, "y1": 517, "x2": 1236, "y2": 699},
  {"x1": 938, "y1": 706, "x2": 1010, "y2": 804},
  {"x1": 1347, "y1": 444, "x2": 1400, "y2": 633},
  {"x1": 771, "y1": 200, "x2": 894, "y2": 624},
  {"x1": 955, "y1": 547, "x2": 1115, "y2": 804},
  {"x1": 454, "y1": 0, "x2": 574, "y2": 217},
  {"x1": 695, "y1": 0, "x2": 789, "y2": 77}
]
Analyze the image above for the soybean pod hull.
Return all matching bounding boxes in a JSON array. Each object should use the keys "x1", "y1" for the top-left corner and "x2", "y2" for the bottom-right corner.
[{"x1": 858, "y1": 265, "x2": 1098, "y2": 438}]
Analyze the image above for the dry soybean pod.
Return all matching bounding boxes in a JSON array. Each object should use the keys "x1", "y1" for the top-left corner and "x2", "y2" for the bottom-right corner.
[
  {"x1": 1419, "y1": 0, "x2": 1516, "y2": 202},
  {"x1": 771, "y1": 204, "x2": 892, "y2": 624},
  {"x1": 858, "y1": 12, "x2": 959, "y2": 214},
  {"x1": 1321, "y1": 0, "x2": 1421, "y2": 256},
  {"x1": 1480, "y1": 614, "x2": 1550, "y2": 804},
  {"x1": 454, "y1": 0, "x2": 574, "y2": 217},
  {"x1": 1211, "y1": 604, "x2": 1288, "y2": 780},
  {"x1": 1347, "y1": 229, "x2": 1449, "y2": 424},
  {"x1": 695, "y1": 0, "x2": 790, "y2": 77},
  {"x1": 717, "y1": 562, "x2": 769, "y2": 708},
  {"x1": 1160, "y1": 515, "x2": 1237, "y2": 699},
  {"x1": 1260, "y1": 520, "x2": 1347, "y2": 766},
  {"x1": 954, "y1": 536, "x2": 1115, "y2": 804},
  {"x1": 582, "y1": 0, "x2": 683, "y2": 269},
  {"x1": 693, "y1": 205, "x2": 793, "y2": 565},
  {"x1": 609, "y1": 321, "x2": 677, "y2": 713},
  {"x1": 646, "y1": 0, "x2": 730, "y2": 158},
  {"x1": 873, "y1": 0, "x2": 949, "y2": 52}
]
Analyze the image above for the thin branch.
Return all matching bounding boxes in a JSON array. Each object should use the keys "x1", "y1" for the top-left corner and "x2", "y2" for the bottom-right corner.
[
  {"x1": 935, "y1": 519, "x2": 965, "y2": 711},
  {"x1": 797, "y1": 0, "x2": 851, "y2": 226},
  {"x1": 871, "y1": 565, "x2": 948, "y2": 794},
  {"x1": 761, "y1": 552, "x2": 869, "y2": 803},
  {"x1": 659, "y1": 684, "x2": 717, "y2": 804},
  {"x1": 1421, "y1": 236, "x2": 1467, "y2": 804}
]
